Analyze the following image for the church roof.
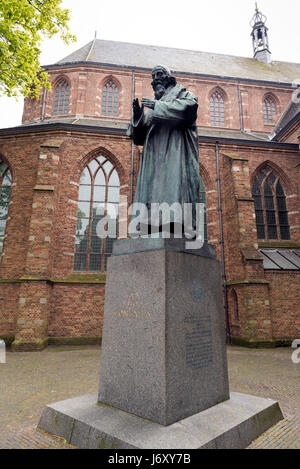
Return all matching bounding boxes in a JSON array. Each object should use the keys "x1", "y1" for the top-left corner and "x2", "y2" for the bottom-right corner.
[
  {"x1": 271, "y1": 97, "x2": 300, "y2": 140},
  {"x1": 54, "y1": 39, "x2": 300, "y2": 84}
]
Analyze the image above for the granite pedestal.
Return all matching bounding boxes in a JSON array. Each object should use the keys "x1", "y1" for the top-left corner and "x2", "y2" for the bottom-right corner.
[
  {"x1": 98, "y1": 239, "x2": 229, "y2": 425},
  {"x1": 38, "y1": 238, "x2": 283, "y2": 448}
]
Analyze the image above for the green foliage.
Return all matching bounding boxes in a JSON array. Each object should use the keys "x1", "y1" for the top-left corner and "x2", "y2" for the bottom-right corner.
[{"x1": 0, "y1": 0, "x2": 76, "y2": 98}]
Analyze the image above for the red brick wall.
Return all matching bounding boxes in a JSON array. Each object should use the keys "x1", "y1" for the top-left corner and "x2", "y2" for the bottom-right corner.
[
  {"x1": 265, "y1": 271, "x2": 300, "y2": 339},
  {"x1": 48, "y1": 284, "x2": 105, "y2": 338},
  {"x1": 22, "y1": 65, "x2": 294, "y2": 135},
  {"x1": 0, "y1": 283, "x2": 19, "y2": 337}
]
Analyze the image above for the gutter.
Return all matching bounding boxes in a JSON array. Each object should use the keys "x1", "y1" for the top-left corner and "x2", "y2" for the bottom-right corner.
[
  {"x1": 130, "y1": 71, "x2": 135, "y2": 204},
  {"x1": 215, "y1": 141, "x2": 231, "y2": 343}
]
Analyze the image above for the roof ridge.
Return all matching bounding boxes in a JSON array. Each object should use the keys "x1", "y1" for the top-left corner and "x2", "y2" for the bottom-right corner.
[{"x1": 86, "y1": 37, "x2": 97, "y2": 61}]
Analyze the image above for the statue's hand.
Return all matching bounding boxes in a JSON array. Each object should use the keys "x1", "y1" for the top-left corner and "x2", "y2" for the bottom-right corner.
[
  {"x1": 132, "y1": 98, "x2": 143, "y2": 120},
  {"x1": 142, "y1": 98, "x2": 155, "y2": 110}
]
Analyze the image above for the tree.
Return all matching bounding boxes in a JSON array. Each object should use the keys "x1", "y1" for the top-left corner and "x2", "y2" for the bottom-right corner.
[{"x1": 0, "y1": 0, "x2": 76, "y2": 98}]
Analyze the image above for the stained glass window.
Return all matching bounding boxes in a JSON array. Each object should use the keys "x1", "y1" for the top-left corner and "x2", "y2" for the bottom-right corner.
[
  {"x1": 0, "y1": 161, "x2": 12, "y2": 260},
  {"x1": 252, "y1": 167, "x2": 290, "y2": 241},
  {"x1": 74, "y1": 156, "x2": 120, "y2": 272},
  {"x1": 263, "y1": 96, "x2": 276, "y2": 124},
  {"x1": 210, "y1": 90, "x2": 225, "y2": 127},
  {"x1": 53, "y1": 79, "x2": 70, "y2": 115},
  {"x1": 102, "y1": 81, "x2": 119, "y2": 117}
]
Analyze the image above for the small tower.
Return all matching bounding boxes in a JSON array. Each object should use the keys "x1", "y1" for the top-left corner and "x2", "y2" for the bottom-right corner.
[{"x1": 251, "y1": 3, "x2": 272, "y2": 64}]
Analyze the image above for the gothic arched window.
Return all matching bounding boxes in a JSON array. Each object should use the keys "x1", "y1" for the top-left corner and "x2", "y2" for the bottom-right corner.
[
  {"x1": 252, "y1": 166, "x2": 290, "y2": 240},
  {"x1": 199, "y1": 176, "x2": 208, "y2": 242},
  {"x1": 102, "y1": 81, "x2": 119, "y2": 117},
  {"x1": 210, "y1": 90, "x2": 225, "y2": 127},
  {"x1": 53, "y1": 79, "x2": 70, "y2": 115},
  {"x1": 0, "y1": 161, "x2": 12, "y2": 260},
  {"x1": 263, "y1": 96, "x2": 276, "y2": 124},
  {"x1": 74, "y1": 156, "x2": 120, "y2": 272}
]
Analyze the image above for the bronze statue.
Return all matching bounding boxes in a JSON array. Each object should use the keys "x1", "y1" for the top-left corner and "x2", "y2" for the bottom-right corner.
[{"x1": 127, "y1": 65, "x2": 201, "y2": 235}]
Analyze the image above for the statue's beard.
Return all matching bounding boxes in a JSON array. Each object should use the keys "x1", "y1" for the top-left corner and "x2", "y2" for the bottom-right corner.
[
  {"x1": 154, "y1": 84, "x2": 166, "y2": 100},
  {"x1": 152, "y1": 78, "x2": 169, "y2": 100}
]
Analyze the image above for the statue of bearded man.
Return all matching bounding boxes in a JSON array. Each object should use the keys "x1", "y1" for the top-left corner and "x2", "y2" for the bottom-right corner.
[{"x1": 127, "y1": 65, "x2": 201, "y2": 235}]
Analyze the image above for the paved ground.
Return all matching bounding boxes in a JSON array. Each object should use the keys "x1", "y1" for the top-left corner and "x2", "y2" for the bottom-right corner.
[{"x1": 0, "y1": 345, "x2": 299, "y2": 449}]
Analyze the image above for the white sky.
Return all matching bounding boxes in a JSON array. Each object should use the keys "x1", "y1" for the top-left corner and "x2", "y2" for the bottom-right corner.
[{"x1": 1, "y1": 0, "x2": 300, "y2": 129}]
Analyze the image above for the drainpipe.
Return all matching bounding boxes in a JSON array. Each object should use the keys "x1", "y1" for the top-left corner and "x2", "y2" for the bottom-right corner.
[
  {"x1": 130, "y1": 70, "x2": 135, "y2": 204},
  {"x1": 215, "y1": 141, "x2": 231, "y2": 344},
  {"x1": 41, "y1": 88, "x2": 47, "y2": 121},
  {"x1": 238, "y1": 82, "x2": 244, "y2": 131}
]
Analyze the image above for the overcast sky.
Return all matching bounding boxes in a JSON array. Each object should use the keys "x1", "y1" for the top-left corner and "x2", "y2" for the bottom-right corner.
[{"x1": 1, "y1": 0, "x2": 300, "y2": 129}]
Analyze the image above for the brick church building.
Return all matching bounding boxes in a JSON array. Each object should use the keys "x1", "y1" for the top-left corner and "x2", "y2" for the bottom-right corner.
[{"x1": 0, "y1": 7, "x2": 299, "y2": 350}]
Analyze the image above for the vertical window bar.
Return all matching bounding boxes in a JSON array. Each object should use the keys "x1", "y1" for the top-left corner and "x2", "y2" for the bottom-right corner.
[
  {"x1": 53, "y1": 86, "x2": 60, "y2": 115},
  {"x1": 252, "y1": 178, "x2": 265, "y2": 239},
  {"x1": 276, "y1": 181, "x2": 290, "y2": 240}
]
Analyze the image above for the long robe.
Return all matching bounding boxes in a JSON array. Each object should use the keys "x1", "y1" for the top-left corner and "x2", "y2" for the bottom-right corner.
[{"x1": 128, "y1": 83, "x2": 201, "y2": 231}]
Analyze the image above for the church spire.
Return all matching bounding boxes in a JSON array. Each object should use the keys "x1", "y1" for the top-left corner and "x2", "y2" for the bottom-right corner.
[{"x1": 250, "y1": 3, "x2": 272, "y2": 64}]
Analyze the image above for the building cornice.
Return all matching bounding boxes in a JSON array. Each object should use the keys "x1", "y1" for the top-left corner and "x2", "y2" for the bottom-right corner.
[{"x1": 0, "y1": 122, "x2": 299, "y2": 151}]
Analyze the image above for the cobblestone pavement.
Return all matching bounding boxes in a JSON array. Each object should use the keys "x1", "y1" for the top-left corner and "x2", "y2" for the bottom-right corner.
[{"x1": 0, "y1": 345, "x2": 299, "y2": 449}]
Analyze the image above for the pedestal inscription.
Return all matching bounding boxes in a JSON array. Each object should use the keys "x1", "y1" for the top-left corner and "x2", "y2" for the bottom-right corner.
[{"x1": 184, "y1": 312, "x2": 213, "y2": 370}]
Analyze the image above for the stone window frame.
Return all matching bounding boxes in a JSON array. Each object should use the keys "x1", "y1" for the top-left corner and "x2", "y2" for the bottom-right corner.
[
  {"x1": 101, "y1": 77, "x2": 120, "y2": 117},
  {"x1": 209, "y1": 87, "x2": 227, "y2": 127},
  {"x1": 74, "y1": 155, "x2": 121, "y2": 272},
  {"x1": 252, "y1": 165, "x2": 290, "y2": 241},
  {"x1": 0, "y1": 158, "x2": 12, "y2": 261},
  {"x1": 53, "y1": 76, "x2": 71, "y2": 116},
  {"x1": 263, "y1": 93, "x2": 278, "y2": 124}
]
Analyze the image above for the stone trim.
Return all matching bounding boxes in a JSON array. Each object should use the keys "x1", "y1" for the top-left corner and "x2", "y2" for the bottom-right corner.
[
  {"x1": 236, "y1": 197, "x2": 254, "y2": 202},
  {"x1": 0, "y1": 274, "x2": 106, "y2": 285},
  {"x1": 227, "y1": 279, "x2": 269, "y2": 286},
  {"x1": 34, "y1": 185, "x2": 55, "y2": 192},
  {"x1": 40, "y1": 139, "x2": 64, "y2": 149},
  {"x1": 241, "y1": 250, "x2": 264, "y2": 261},
  {"x1": 223, "y1": 153, "x2": 249, "y2": 161},
  {"x1": 258, "y1": 241, "x2": 300, "y2": 249},
  {"x1": 11, "y1": 338, "x2": 49, "y2": 352},
  {"x1": 231, "y1": 337, "x2": 294, "y2": 348},
  {"x1": 48, "y1": 336, "x2": 102, "y2": 346}
]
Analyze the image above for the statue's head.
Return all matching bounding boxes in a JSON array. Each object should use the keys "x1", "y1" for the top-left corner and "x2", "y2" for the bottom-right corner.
[{"x1": 151, "y1": 65, "x2": 176, "y2": 100}]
